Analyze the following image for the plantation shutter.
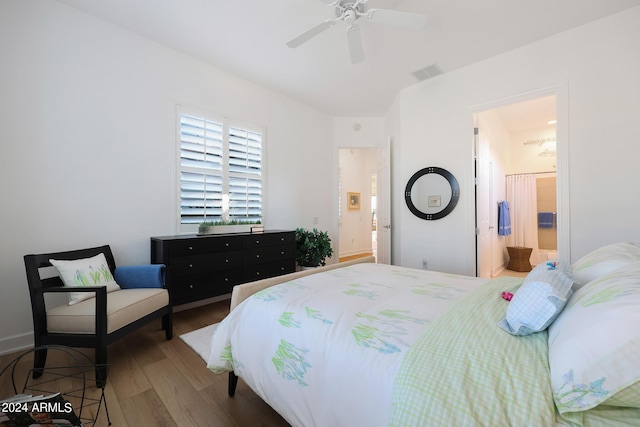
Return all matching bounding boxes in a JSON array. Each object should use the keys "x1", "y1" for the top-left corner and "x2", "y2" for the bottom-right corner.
[
  {"x1": 177, "y1": 108, "x2": 263, "y2": 228},
  {"x1": 228, "y1": 126, "x2": 262, "y2": 222}
]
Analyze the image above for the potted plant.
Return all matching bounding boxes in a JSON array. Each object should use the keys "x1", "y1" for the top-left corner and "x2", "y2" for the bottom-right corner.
[
  {"x1": 198, "y1": 219, "x2": 261, "y2": 235},
  {"x1": 295, "y1": 227, "x2": 334, "y2": 268}
]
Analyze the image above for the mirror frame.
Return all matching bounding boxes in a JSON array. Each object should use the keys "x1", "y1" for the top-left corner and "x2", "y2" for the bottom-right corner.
[{"x1": 404, "y1": 166, "x2": 460, "y2": 220}]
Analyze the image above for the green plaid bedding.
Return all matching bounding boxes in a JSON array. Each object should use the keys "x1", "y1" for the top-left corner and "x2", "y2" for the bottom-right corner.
[{"x1": 390, "y1": 276, "x2": 556, "y2": 426}]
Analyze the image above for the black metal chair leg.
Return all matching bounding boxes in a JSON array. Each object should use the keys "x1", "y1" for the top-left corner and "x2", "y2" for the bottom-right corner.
[
  {"x1": 228, "y1": 372, "x2": 239, "y2": 396},
  {"x1": 32, "y1": 347, "x2": 48, "y2": 379},
  {"x1": 163, "y1": 313, "x2": 173, "y2": 340},
  {"x1": 95, "y1": 346, "x2": 107, "y2": 388}
]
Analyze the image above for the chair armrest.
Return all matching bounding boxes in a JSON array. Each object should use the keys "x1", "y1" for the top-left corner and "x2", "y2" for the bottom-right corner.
[
  {"x1": 114, "y1": 264, "x2": 165, "y2": 289},
  {"x1": 38, "y1": 286, "x2": 108, "y2": 295},
  {"x1": 38, "y1": 286, "x2": 108, "y2": 319}
]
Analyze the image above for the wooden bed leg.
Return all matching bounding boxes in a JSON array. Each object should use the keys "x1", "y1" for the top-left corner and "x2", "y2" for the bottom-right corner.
[{"x1": 228, "y1": 372, "x2": 238, "y2": 397}]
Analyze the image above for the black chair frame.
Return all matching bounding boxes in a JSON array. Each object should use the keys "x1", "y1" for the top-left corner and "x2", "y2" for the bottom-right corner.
[{"x1": 24, "y1": 245, "x2": 173, "y2": 386}]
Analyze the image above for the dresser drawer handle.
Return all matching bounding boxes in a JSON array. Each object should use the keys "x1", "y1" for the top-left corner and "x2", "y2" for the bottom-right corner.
[
  {"x1": 225, "y1": 243, "x2": 229, "y2": 247},
  {"x1": 189, "y1": 284, "x2": 194, "y2": 289},
  {"x1": 281, "y1": 251, "x2": 285, "y2": 255},
  {"x1": 189, "y1": 264, "x2": 193, "y2": 268},
  {"x1": 225, "y1": 259, "x2": 229, "y2": 263},
  {"x1": 256, "y1": 254, "x2": 260, "y2": 259},
  {"x1": 255, "y1": 240, "x2": 260, "y2": 244},
  {"x1": 188, "y1": 246, "x2": 193, "y2": 250},
  {"x1": 225, "y1": 277, "x2": 229, "y2": 282},
  {"x1": 281, "y1": 237, "x2": 285, "y2": 241},
  {"x1": 256, "y1": 272, "x2": 260, "y2": 276}
]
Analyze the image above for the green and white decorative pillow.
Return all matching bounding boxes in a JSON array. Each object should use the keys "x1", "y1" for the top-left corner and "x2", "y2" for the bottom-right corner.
[
  {"x1": 571, "y1": 242, "x2": 640, "y2": 288},
  {"x1": 548, "y1": 261, "x2": 640, "y2": 417},
  {"x1": 49, "y1": 253, "x2": 121, "y2": 305}
]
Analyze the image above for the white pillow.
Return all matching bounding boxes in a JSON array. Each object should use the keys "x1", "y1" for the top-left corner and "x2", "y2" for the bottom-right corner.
[
  {"x1": 49, "y1": 253, "x2": 121, "y2": 305},
  {"x1": 498, "y1": 261, "x2": 574, "y2": 336},
  {"x1": 548, "y1": 261, "x2": 640, "y2": 414},
  {"x1": 571, "y1": 242, "x2": 640, "y2": 288}
]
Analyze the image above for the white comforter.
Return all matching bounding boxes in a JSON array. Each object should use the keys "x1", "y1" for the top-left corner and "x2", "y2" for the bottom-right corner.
[{"x1": 207, "y1": 263, "x2": 488, "y2": 427}]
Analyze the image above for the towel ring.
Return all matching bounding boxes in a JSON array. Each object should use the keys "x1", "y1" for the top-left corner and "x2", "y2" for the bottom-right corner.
[{"x1": 405, "y1": 167, "x2": 460, "y2": 220}]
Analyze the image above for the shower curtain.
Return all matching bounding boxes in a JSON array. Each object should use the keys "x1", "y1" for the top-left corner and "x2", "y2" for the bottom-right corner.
[{"x1": 506, "y1": 174, "x2": 540, "y2": 265}]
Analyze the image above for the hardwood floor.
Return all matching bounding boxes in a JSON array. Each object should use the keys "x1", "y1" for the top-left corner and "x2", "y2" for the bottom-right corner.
[
  {"x1": 338, "y1": 252, "x2": 373, "y2": 263},
  {"x1": 0, "y1": 300, "x2": 290, "y2": 427}
]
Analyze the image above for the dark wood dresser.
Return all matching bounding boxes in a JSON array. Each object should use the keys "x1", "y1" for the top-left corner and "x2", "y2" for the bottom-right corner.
[{"x1": 151, "y1": 230, "x2": 296, "y2": 306}]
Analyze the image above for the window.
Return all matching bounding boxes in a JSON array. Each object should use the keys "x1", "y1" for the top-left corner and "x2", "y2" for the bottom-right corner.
[{"x1": 177, "y1": 106, "x2": 263, "y2": 232}]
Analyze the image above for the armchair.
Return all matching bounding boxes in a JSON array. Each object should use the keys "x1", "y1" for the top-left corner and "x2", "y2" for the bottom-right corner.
[{"x1": 23, "y1": 245, "x2": 172, "y2": 386}]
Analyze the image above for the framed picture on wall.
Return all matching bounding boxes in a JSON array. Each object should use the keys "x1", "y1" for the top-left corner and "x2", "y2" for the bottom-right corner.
[{"x1": 348, "y1": 192, "x2": 361, "y2": 211}]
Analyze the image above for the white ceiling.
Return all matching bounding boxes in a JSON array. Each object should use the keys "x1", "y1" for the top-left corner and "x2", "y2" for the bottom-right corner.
[
  {"x1": 492, "y1": 95, "x2": 557, "y2": 133},
  {"x1": 55, "y1": 0, "x2": 640, "y2": 118}
]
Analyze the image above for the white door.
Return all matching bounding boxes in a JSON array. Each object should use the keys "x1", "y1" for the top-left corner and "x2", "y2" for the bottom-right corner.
[
  {"x1": 376, "y1": 139, "x2": 392, "y2": 264},
  {"x1": 475, "y1": 127, "x2": 493, "y2": 277}
]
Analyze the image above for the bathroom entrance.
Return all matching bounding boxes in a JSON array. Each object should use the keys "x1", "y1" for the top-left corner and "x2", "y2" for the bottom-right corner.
[{"x1": 474, "y1": 94, "x2": 561, "y2": 277}]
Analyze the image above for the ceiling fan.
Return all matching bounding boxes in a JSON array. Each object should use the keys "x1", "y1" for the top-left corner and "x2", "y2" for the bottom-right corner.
[{"x1": 286, "y1": 0, "x2": 427, "y2": 64}]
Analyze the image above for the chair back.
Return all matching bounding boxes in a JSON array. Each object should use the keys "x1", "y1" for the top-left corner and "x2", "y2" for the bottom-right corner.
[{"x1": 23, "y1": 245, "x2": 116, "y2": 335}]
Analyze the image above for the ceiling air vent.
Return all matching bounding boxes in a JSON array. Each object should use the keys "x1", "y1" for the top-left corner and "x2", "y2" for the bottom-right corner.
[{"x1": 411, "y1": 64, "x2": 443, "y2": 81}]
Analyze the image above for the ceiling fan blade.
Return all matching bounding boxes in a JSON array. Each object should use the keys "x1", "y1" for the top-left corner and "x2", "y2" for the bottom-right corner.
[
  {"x1": 287, "y1": 19, "x2": 335, "y2": 48},
  {"x1": 365, "y1": 8, "x2": 427, "y2": 30},
  {"x1": 347, "y1": 24, "x2": 365, "y2": 64}
]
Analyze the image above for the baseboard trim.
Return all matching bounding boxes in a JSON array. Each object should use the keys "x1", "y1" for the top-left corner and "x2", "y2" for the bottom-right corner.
[
  {"x1": 173, "y1": 293, "x2": 232, "y2": 313},
  {"x1": 0, "y1": 331, "x2": 33, "y2": 356}
]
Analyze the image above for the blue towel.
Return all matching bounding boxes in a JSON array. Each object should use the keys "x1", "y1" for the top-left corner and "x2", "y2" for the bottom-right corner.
[
  {"x1": 114, "y1": 264, "x2": 165, "y2": 289},
  {"x1": 538, "y1": 212, "x2": 555, "y2": 228},
  {"x1": 498, "y1": 201, "x2": 511, "y2": 236}
]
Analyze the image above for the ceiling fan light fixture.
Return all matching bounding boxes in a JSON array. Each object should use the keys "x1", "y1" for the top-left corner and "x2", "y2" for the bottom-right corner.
[{"x1": 287, "y1": 0, "x2": 427, "y2": 64}]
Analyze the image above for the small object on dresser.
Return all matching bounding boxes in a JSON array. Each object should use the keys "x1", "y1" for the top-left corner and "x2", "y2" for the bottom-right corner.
[{"x1": 251, "y1": 225, "x2": 264, "y2": 233}]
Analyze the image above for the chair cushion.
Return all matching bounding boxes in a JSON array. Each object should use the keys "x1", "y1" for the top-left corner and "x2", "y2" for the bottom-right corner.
[{"x1": 46, "y1": 288, "x2": 169, "y2": 334}]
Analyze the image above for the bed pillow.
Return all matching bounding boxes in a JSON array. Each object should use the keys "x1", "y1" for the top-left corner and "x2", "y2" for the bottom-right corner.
[
  {"x1": 548, "y1": 261, "x2": 640, "y2": 414},
  {"x1": 498, "y1": 261, "x2": 575, "y2": 336},
  {"x1": 571, "y1": 242, "x2": 640, "y2": 288},
  {"x1": 49, "y1": 253, "x2": 121, "y2": 305}
]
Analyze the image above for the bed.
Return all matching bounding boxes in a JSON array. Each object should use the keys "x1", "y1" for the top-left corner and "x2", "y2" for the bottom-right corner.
[{"x1": 199, "y1": 242, "x2": 640, "y2": 427}]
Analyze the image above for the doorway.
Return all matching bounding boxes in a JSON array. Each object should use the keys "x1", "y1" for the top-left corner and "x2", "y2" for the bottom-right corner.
[
  {"x1": 338, "y1": 147, "x2": 388, "y2": 262},
  {"x1": 474, "y1": 94, "x2": 562, "y2": 277}
]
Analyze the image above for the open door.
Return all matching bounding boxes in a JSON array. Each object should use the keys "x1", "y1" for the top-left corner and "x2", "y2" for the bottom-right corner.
[
  {"x1": 475, "y1": 127, "x2": 493, "y2": 278},
  {"x1": 376, "y1": 138, "x2": 392, "y2": 264}
]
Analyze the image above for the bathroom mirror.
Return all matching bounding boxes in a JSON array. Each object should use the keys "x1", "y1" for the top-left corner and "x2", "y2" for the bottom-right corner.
[{"x1": 405, "y1": 167, "x2": 460, "y2": 220}]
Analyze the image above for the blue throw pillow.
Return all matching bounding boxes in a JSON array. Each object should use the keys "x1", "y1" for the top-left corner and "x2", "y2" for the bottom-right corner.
[
  {"x1": 114, "y1": 264, "x2": 165, "y2": 289},
  {"x1": 498, "y1": 261, "x2": 575, "y2": 336}
]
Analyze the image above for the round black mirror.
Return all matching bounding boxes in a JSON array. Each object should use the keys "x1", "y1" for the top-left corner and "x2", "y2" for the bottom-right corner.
[{"x1": 405, "y1": 167, "x2": 460, "y2": 220}]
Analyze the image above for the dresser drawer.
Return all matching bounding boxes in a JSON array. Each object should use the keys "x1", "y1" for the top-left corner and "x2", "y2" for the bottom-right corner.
[
  {"x1": 172, "y1": 269, "x2": 242, "y2": 304},
  {"x1": 168, "y1": 236, "x2": 242, "y2": 257},
  {"x1": 171, "y1": 251, "x2": 242, "y2": 275},
  {"x1": 243, "y1": 246, "x2": 294, "y2": 266},
  {"x1": 243, "y1": 259, "x2": 295, "y2": 282},
  {"x1": 152, "y1": 230, "x2": 295, "y2": 307},
  {"x1": 243, "y1": 233, "x2": 294, "y2": 249}
]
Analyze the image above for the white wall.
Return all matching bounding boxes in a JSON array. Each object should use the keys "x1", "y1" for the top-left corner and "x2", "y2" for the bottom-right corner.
[
  {"x1": 386, "y1": 5, "x2": 640, "y2": 274},
  {"x1": 0, "y1": 1, "x2": 333, "y2": 353},
  {"x1": 508, "y1": 127, "x2": 557, "y2": 174}
]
